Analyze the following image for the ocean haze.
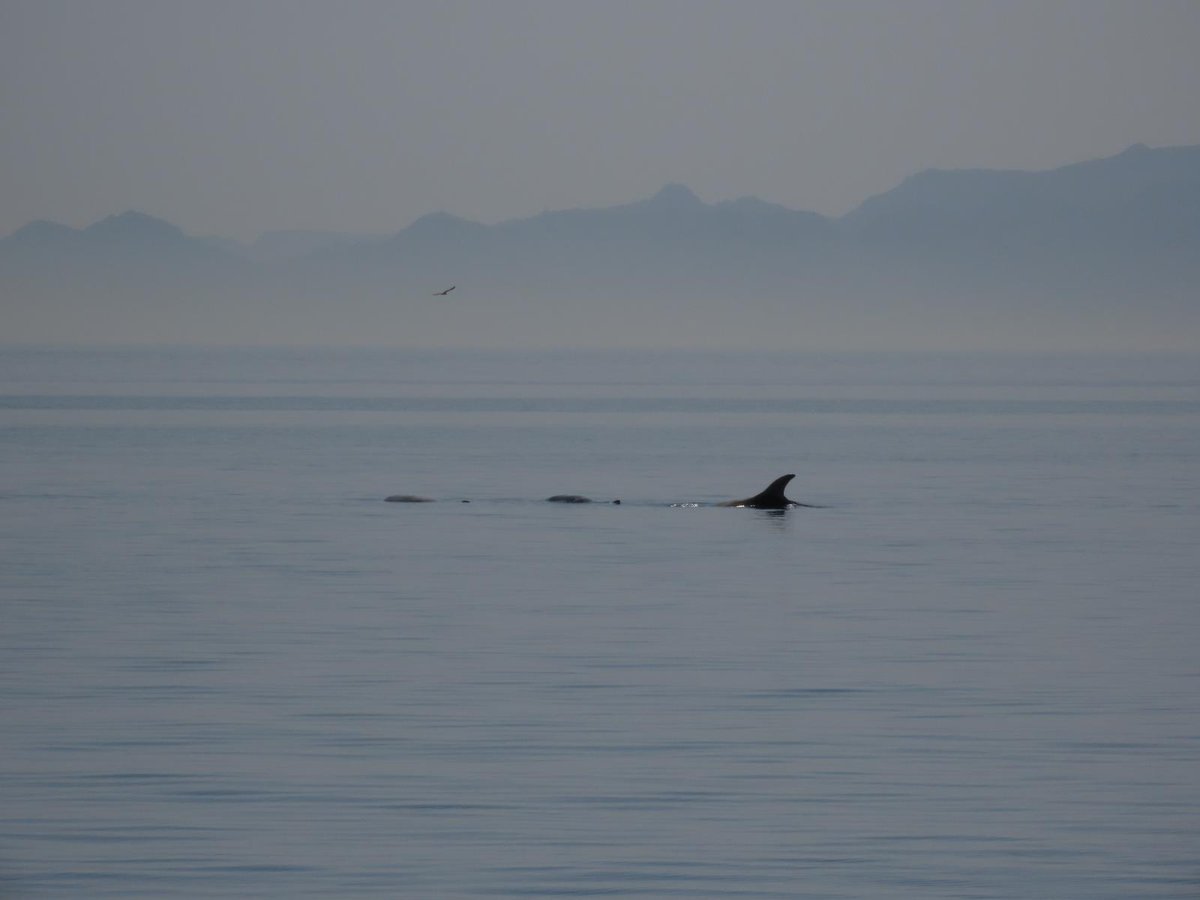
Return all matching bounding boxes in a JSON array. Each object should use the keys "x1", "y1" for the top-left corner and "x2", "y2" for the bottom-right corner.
[
  {"x1": 2, "y1": 144, "x2": 1198, "y2": 351},
  {"x1": 3, "y1": 1, "x2": 1200, "y2": 239},
  {"x1": 3, "y1": 3, "x2": 1199, "y2": 348}
]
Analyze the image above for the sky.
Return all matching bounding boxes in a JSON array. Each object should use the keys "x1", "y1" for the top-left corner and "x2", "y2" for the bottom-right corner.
[{"x1": 3, "y1": 0, "x2": 1200, "y2": 241}]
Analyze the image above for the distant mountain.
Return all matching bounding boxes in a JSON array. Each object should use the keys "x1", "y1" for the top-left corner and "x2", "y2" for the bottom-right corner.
[
  {"x1": 836, "y1": 143, "x2": 1200, "y2": 316},
  {"x1": 2, "y1": 145, "x2": 1197, "y2": 349},
  {"x1": 299, "y1": 182, "x2": 839, "y2": 301},
  {"x1": 5, "y1": 219, "x2": 84, "y2": 247},
  {"x1": 85, "y1": 210, "x2": 188, "y2": 243},
  {"x1": 843, "y1": 142, "x2": 1200, "y2": 241},
  {"x1": 2, "y1": 210, "x2": 249, "y2": 268},
  {"x1": 0, "y1": 211, "x2": 255, "y2": 345}
]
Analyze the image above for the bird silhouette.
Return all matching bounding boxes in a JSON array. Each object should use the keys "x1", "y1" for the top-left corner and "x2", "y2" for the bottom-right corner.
[{"x1": 433, "y1": 285, "x2": 456, "y2": 296}]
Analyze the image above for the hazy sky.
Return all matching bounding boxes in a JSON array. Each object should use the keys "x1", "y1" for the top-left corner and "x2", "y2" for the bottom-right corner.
[{"x1": 4, "y1": 0, "x2": 1200, "y2": 240}]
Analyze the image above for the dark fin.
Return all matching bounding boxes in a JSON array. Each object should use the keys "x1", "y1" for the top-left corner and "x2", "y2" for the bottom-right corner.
[
  {"x1": 717, "y1": 474, "x2": 798, "y2": 508},
  {"x1": 753, "y1": 474, "x2": 795, "y2": 505}
]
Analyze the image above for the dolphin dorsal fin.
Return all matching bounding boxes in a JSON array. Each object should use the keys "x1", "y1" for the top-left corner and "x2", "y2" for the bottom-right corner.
[{"x1": 753, "y1": 473, "x2": 795, "y2": 504}]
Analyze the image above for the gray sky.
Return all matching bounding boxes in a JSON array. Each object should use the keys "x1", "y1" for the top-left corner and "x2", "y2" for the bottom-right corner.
[{"x1": 4, "y1": 0, "x2": 1200, "y2": 240}]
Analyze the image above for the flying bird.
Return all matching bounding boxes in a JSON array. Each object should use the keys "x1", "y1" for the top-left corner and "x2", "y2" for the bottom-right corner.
[{"x1": 433, "y1": 285, "x2": 456, "y2": 296}]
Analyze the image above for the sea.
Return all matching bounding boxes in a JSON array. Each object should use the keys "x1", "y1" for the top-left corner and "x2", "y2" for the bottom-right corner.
[{"x1": 1, "y1": 345, "x2": 1198, "y2": 899}]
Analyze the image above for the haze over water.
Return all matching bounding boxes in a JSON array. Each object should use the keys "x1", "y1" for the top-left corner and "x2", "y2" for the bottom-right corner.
[{"x1": 2, "y1": 346, "x2": 1198, "y2": 898}]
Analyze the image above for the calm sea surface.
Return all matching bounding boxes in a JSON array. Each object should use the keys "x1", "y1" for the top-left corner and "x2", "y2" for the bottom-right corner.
[{"x1": 2, "y1": 346, "x2": 1198, "y2": 898}]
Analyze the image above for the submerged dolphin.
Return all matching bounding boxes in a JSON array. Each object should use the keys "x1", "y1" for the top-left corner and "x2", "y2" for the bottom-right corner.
[
  {"x1": 716, "y1": 474, "x2": 814, "y2": 509},
  {"x1": 546, "y1": 495, "x2": 621, "y2": 504},
  {"x1": 384, "y1": 494, "x2": 435, "y2": 503}
]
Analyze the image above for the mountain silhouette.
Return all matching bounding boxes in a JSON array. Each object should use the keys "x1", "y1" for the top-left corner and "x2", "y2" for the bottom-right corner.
[{"x1": 2, "y1": 144, "x2": 1197, "y2": 348}]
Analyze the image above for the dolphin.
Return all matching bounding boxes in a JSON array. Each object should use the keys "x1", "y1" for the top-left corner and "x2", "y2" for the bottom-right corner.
[
  {"x1": 384, "y1": 494, "x2": 435, "y2": 503},
  {"x1": 546, "y1": 495, "x2": 621, "y2": 504},
  {"x1": 716, "y1": 474, "x2": 814, "y2": 509}
]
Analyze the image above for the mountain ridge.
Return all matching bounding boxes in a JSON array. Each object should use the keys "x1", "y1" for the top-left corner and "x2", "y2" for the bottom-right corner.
[
  {"x1": 3, "y1": 144, "x2": 1197, "y2": 349},
  {"x1": 8, "y1": 142, "x2": 1197, "y2": 253}
]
